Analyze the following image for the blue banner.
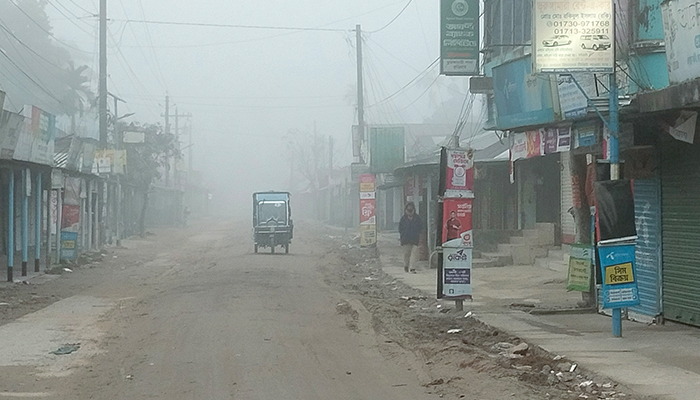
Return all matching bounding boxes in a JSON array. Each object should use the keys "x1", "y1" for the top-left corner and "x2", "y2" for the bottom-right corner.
[
  {"x1": 492, "y1": 56, "x2": 556, "y2": 130},
  {"x1": 598, "y1": 244, "x2": 640, "y2": 309},
  {"x1": 60, "y1": 231, "x2": 78, "y2": 260}
]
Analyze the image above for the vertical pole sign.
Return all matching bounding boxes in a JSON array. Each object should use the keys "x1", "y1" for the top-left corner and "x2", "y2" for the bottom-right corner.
[
  {"x1": 438, "y1": 148, "x2": 475, "y2": 301},
  {"x1": 440, "y1": 0, "x2": 480, "y2": 76},
  {"x1": 359, "y1": 174, "x2": 377, "y2": 247}
]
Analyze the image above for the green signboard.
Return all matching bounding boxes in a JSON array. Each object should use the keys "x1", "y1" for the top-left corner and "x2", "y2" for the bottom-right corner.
[
  {"x1": 369, "y1": 127, "x2": 405, "y2": 174},
  {"x1": 567, "y1": 244, "x2": 593, "y2": 292},
  {"x1": 440, "y1": 0, "x2": 479, "y2": 76}
]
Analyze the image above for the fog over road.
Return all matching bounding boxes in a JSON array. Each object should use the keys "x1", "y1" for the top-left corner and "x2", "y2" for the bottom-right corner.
[{"x1": 0, "y1": 219, "x2": 433, "y2": 399}]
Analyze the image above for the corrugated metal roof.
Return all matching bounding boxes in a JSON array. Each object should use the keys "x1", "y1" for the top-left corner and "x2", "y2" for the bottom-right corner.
[{"x1": 54, "y1": 152, "x2": 68, "y2": 169}]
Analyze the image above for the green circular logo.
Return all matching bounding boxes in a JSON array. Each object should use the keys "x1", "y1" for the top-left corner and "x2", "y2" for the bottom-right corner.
[{"x1": 452, "y1": 0, "x2": 469, "y2": 17}]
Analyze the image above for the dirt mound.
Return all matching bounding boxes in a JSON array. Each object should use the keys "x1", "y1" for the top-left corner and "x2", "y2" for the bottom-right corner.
[{"x1": 323, "y1": 241, "x2": 647, "y2": 400}]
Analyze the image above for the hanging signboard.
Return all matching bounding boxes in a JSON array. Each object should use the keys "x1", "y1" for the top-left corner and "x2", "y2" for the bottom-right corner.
[
  {"x1": 533, "y1": 0, "x2": 615, "y2": 73},
  {"x1": 442, "y1": 148, "x2": 474, "y2": 197},
  {"x1": 60, "y1": 231, "x2": 78, "y2": 260},
  {"x1": 359, "y1": 174, "x2": 377, "y2": 247},
  {"x1": 660, "y1": 0, "x2": 700, "y2": 84},
  {"x1": 558, "y1": 74, "x2": 589, "y2": 119},
  {"x1": 440, "y1": 0, "x2": 480, "y2": 76},
  {"x1": 441, "y1": 247, "x2": 472, "y2": 299},
  {"x1": 566, "y1": 244, "x2": 593, "y2": 291},
  {"x1": 598, "y1": 244, "x2": 640, "y2": 309},
  {"x1": 442, "y1": 198, "x2": 473, "y2": 248}
]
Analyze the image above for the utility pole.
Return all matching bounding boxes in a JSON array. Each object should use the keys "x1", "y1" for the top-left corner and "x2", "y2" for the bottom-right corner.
[
  {"x1": 99, "y1": 0, "x2": 107, "y2": 146},
  {"x1": 356, "y1": 24, "x2": 365, "y2": 164},
  {"x1": 164, "y1": 95, "x2": 170, "y2": 186},
  {"x1": 110, "y1": 92, "x2": 126, "y2": 247},
  {"x1": 164, "y1": 94, "x2": 170, "y2": 135},
  {"x1": 188, "y1": 123, "x2": 193, "y2": 173}
]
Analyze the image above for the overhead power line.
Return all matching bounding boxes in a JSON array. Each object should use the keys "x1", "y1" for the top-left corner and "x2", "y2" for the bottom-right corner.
[
  {"x1": 366, "y1": 57, "x2": 439, "y2": 108},
  {"x1": 110, "y1": 18, "x2": 347, "y2": 32},
  {"x1": 8, "y1": 0, "x2": 91, "y2": 53},
  {"x1": 368, "y1": 0, "x2": 414, "y2": 33},
  {"x1": 0, "y1": 21, "x2": 66, "y2": 71},
  {"x1": 0, "y1": 49, "x2": 66, "y2": 106}
]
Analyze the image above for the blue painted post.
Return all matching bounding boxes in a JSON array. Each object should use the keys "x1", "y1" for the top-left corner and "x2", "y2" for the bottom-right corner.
[
  {"x1": 35, "y1": 172, "x2": 42, "y2": 272},
  {"x1": 21, "y1": 169, "x2": 28, "y2": 276},
  {"x1": 7, "y1": 170, "x2": 14, "y2": 282},
  {"x1": 609, "y1": 73, "x2": 622, "y2": 337}
]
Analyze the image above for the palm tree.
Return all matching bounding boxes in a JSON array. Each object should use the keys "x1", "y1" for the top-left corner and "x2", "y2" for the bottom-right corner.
[{"x1": 60, "y1": 62, "x2": 94, "y2": 133}]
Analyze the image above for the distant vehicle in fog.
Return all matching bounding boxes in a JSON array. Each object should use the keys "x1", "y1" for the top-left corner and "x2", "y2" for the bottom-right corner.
[{"x1": 252, "y1": 191, "x2": 293, "y2": 254}]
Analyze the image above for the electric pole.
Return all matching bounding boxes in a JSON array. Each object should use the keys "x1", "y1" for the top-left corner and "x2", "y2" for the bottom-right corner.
[
  {"x1": 164, "y1": 94, "x2": 170, "y2": 135},
  {"x1": 99, "y1": 0, "x2": 107, "y2": 146},
  {"x1": 188, "y1": 123, "x2": 193, "y2": 173},
  {"x1": 163, "y1": 95, "x2": 171, "y2": 187},
  {"x1": 356, "y1": 24, "x2": 365, "y2": 164}
]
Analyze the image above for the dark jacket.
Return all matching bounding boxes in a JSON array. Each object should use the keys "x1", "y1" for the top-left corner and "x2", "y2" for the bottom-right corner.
[{"x1": 399, "y1": 214, "x2": 423, "y2": 245}]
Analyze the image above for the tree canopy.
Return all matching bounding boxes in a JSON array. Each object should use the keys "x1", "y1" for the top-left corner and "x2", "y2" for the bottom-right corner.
[{"x1": 0, "y1": 0, "x2": 93, "y2": 117}]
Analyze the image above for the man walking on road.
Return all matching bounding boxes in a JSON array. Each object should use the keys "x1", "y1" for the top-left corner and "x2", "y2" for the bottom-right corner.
[{"x1": 399, "y1": 202, "x2": 422, "y2": 273}]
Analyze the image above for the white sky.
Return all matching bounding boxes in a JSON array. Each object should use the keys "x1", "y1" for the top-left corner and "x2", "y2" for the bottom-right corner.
[{"x1": 45, "y1": 0, "x2": 474, "y2": 213}]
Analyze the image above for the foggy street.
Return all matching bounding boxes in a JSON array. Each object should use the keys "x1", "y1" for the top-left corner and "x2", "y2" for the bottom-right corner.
[
  {"x1": 0, "y1": 219, "x2": 442, "y2": 399},
  {"x1": 2, "y1": 219, "x2": 640, "y2": 400}
]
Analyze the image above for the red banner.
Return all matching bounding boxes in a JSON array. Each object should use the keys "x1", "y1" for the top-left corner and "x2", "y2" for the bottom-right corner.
[
  {"x1": 442, "y1": 198, "x2": 473, "y2": 247},
  {"x1": 61, "y1": 204, "x2": 81, "y2": 232}
]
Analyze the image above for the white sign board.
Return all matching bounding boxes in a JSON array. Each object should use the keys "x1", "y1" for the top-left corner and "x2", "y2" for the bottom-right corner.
[
  {"x1": 661, "y1": 0, "x2": 700, "y2": 84},
  {"x1": 533, "y1": 0, "x2": 615, "y2": 73},
  {"x1": 122, "y1": 131, "x2": 145, "y2": 144},
  {"x1": 557, "y1": 75, "x2": 588, "y2": 119},
  {"x1": 442, "y1": 247, "x2": 472, "y2": 298}
]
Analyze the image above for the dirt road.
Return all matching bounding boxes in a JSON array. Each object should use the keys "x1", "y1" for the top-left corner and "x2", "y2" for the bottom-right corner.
[{"x1": 0, "y1": 219, "x2": 639, "y2": 399}]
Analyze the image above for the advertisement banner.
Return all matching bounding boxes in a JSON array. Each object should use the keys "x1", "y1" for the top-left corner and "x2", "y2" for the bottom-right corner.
[
  {"x1": 64, "y1": 177, "x2": 81, "y2": 206},
  {"x1": 359, "y1": 174, "x2": 376, "y2": 246},
  {"x1": 598, "y1": 244, "x2": 640, "y2": 309},
  {"x1": 61, "y1": 204, "x2": 81, "y2": 232},
  {"x1": 13, "y1": 106, "x2": 56, "y2": 165},
  {"x1": 533, "y1": 0, "x2": 615, "y2": 73},
  {"x1": 558, "y1": 75, "x2": 589, "y2": 119},
  {"x1": 440, "y1": 0, "x2": 480, "y2": 75},
  {"x1": 594, "y1": 180, "x2": 637, "y2": 243},
  {"x1": 493, "y1": 56, "x2": 556, "y2": 129},
  {"x1": 359, "y1": 173, "x2": 375, "y2": 192},
  {"x1": 30, "y1": 106, "x2": 55, "y2": 165},
  {"x1": 0, "y1": 110, "x2": 23, "y2": 159},
  {"x1": 544, "y1": 126, "x2": 573, "y2": 154},
  {"x1": 441, "y1": 247, "x2": 472, "y2": 298},
  {"x1": 360, "y1": 198, "x2": 376, "y2": 225},
  {"x1": 567, "y1": 244, "x2": 593, "y2": 291},
  {"x1": 93, "y1": 149, "x2": 114, "y2": 174},
  {"x1": 526, "y1": 129, "x2": 545, "y2": 158},
  {"x1": 60, "y1": 231, "x2": 78, "y2": 260},
  {"x1": 574, "y1": 121, "x2": 598, "y2": 148},
  {"x1": 360, "y1": 224, "x2": 377, "y2": 246},
  {"x1": 369, "y1": 126, "x2": 405, "y2": 173},
  {"x1": 50, "y1": 190, "x2": 58, "y2": 235},
  {"x1": 442, "y1": 198, "x2": 473, "y2": 247},
  {"x1": 661, "y1": 0, "x2": 700, "y2": 84},
  {"x1": 444, "y1": 148, "x2": 474, "y2": 197},
  {"x1": 510, "y1": 132, "x2": 528, "y2": 161}
]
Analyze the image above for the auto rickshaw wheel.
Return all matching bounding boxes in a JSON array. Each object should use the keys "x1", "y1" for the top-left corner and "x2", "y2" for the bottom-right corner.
[
  {"x1": 284, "y1": 244, "x2": 289, "y2": 254},
  {"x1": 254, "y1": 244, "x2": 258, "y2": 253}
]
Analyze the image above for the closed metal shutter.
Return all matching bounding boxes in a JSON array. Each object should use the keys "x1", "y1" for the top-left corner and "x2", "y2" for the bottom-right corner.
[
  {"x1": 661, "y1": 141, "x2": 700, "y2": 327},
  {"x1": 629, "y1": 178, "x2": 662, "y2": 322},
  {"x1": 560, "y1": 152, "x2": 575, "y2": 243}
]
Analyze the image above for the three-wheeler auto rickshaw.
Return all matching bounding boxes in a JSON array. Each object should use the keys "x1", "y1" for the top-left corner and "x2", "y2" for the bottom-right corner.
[{"x1": 252, "y1": 191, "x2": 293, "y2": 254}]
